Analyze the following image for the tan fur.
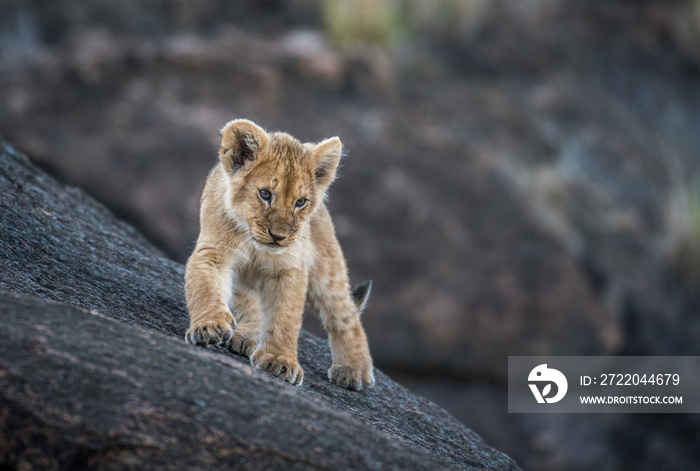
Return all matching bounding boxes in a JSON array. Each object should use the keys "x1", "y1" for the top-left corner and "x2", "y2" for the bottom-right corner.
[{"x1": 184, "y1": 119, "x2": 374, "y2": 390}]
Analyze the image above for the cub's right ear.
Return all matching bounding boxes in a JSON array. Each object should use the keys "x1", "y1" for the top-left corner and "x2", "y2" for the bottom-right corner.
[{"x1": 219, "y1": 119, "x2": 270, "y2": 172}]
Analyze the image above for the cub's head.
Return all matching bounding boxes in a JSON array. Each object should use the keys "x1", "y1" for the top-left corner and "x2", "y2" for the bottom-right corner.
[{"x1": 218, "y1": 119, "x2": 341, "y2": 251}]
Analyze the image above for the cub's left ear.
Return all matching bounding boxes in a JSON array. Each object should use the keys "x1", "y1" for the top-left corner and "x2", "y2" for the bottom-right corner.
[{"x1": 309, "y1": 137, "x2": 342, "y2": 190}]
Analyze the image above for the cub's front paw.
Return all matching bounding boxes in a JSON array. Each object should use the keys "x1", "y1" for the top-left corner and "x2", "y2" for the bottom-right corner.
[
  {"x1": 251, "y1": 349, "x2": 303, "y2": 386},
  {"x1": 329, "y1": 362, "x2": 375, "y2": 391},
  {"x1": 227, "y1": 323, "x2": 260, "y2": 358},
  {"x1": 185, "y1": 312, "x2": 236, "y2": 346}
]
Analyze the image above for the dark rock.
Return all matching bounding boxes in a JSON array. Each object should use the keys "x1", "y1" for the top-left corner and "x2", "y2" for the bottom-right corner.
[{"x1": 0, "y1": 142, "x2": 521, "y2": 470}]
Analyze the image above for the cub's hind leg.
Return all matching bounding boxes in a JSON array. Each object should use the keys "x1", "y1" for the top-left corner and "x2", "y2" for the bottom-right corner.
[
  {"x1": 308, "y1": 263, "x2": 375, "y2": 391},
  {"x1": 227, "y1": 286, "x2": 262, "y2": 358}
]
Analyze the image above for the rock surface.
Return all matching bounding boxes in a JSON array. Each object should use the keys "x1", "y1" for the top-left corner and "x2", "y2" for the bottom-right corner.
[{"x1": 0, "y1": 142, "x2": 521, "y2": 470}]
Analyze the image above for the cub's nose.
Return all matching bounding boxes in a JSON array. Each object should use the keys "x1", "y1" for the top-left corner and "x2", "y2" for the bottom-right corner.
[{"x1": 267, "y1": 228, "x2": 287, "y2": 242}]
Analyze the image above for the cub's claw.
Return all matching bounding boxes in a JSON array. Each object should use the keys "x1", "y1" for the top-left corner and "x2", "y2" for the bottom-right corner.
[
  {"x1": 185, "y1": 313, "x2": 236, "y2": 346},
  {"x1": 329, "y1": 364, "x2": 375, "y2": 391},
  {"x1": 227, "y1": 324, "x2": 259, "y2": 358},
  {"x1": 251, "y1": 350, "x2": 304, "y2": 386}
]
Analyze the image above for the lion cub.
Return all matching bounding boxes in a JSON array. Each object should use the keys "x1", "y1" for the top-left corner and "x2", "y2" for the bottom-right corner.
[{"x1": 184, "y1": 119, "x2": 374, "y2": 390}]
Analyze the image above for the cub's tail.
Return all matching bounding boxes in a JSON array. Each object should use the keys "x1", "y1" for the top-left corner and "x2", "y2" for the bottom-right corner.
[{"x1": 351, "y1": 280, "x2": 372, "y2": 316}]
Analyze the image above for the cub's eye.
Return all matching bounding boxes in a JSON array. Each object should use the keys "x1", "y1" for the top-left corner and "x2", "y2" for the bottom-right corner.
[
  {"x1": 259, "y1": 189, "x2": 272, "y2": 202},
  {"x1": 295, "y1": 197, "x2": 307, "y2": 208}
]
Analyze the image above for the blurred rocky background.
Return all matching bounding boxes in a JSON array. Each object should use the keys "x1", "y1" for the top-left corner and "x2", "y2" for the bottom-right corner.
[{"x1": 1, "y1": 0, "x2": 700, "y2": 469}]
